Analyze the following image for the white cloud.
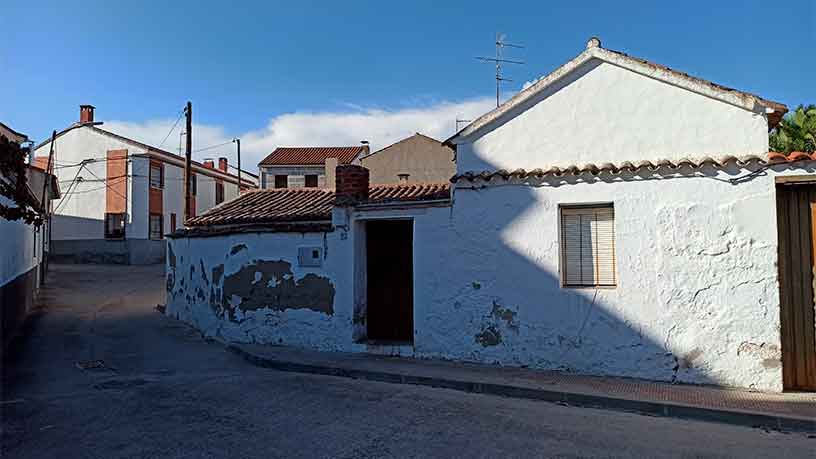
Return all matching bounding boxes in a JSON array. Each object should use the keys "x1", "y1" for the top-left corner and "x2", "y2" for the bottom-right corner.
[{"x1": 104, "y1": 97, "x2": 495, "y2": 173}]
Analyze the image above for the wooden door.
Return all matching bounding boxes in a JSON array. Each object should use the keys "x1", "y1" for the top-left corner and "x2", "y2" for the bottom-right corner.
[
  {"x1": 777, "y1": 184, "x2": 816, "y2": 391},
  {"x1": 365, "y1": 220, "x2": 414, "y2": 343}
]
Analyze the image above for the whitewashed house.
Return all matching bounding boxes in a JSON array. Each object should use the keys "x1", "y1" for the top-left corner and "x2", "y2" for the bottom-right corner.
[
  {"x1": 32, "y1": 106, "x2": 258, "y2": 264},
  {"x1": 1, "y1": 123, "x2": 60, "y2": 353},
  {"x1": 166, "y1": 38, "x2": 816, "y2": 392}
]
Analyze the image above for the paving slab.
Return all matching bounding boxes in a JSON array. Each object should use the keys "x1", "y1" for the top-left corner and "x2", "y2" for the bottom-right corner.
[{"x1": 229, "y1": 342, "x2": 816, "y2": 433}]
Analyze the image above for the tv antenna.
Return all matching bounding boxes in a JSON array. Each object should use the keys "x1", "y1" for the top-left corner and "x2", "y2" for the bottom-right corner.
[
  {"x1": 455, "y1": 118, "x2": 472, "y2": 131},
  {"x1": 476, "y1": 33, "x2": 525, "y2": 107}
]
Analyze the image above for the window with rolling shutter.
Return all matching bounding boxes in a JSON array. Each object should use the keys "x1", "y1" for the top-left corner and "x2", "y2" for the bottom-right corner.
[{"x1": 560, "y1": 205, "x2": 616, "y2": 287}]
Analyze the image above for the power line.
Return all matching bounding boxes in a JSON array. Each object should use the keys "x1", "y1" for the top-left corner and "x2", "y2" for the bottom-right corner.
[
  {"x1": 193, "y1": 140, "x2": 234, "y2": 154},
  {"x1": 82, "y1": 166, "x2": 128, "y2": 202},
  {"x1": 157, "y1": 109, "x2": 185, "y2": 149}
]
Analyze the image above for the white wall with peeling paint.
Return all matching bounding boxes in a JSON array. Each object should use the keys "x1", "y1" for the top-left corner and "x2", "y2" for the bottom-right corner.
[
  {"x1": 166, "y1": 230, "x2": 355, "y2": 350},
  {"x1": 167, "y1": 163, "x2": 816, "y2": 392}
]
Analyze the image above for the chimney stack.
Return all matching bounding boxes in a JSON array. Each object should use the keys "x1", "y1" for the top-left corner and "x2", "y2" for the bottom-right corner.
[
  {"x1": 324, "y1": 157, "x2": 338, "y2": 189},
  {"x1": 335, "y1": 165, "x2": 369, "y2": 206},
  {"x1": 217, "y1": 157, "x2": 228, "y2": 173},
  {"x1": 79, "y1": 105, "x2": 95, "y2": 124},
  {"x1": 203, "y1": 159, "x2": 215, "y2": 169}
]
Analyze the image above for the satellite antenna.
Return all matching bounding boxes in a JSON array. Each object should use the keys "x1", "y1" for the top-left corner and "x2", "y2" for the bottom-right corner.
[{"x1": 476, "y1": 33, "x2": 525, "y2": 107}]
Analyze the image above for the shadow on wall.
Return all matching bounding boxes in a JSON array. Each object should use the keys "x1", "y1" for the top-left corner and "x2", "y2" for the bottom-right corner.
[{"x1": 436, "y1": 153, "x2": 808, "y2": 389}]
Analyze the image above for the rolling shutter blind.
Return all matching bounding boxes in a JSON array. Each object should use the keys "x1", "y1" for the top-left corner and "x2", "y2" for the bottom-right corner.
[{"x1": 561, "y1": 206, "x2": 616, "y2": 287}]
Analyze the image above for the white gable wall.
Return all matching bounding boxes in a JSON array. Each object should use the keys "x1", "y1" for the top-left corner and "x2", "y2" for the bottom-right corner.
[{"x1": 456, "y1": 59, "x2": 769, "y2": 172}]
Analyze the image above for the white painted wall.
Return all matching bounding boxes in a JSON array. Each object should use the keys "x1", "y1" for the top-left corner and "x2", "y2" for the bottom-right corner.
[
  {"x1": 167, "y1": 164, "x2": 816, "y2": 391},
  {"x1": 33, "y1": 126, "x2": 253, "y2": 241},
  {"x1": 456, "y1": 59, "x2": 770, "y2": 172},
  {"x1": 0, "y1": 194, "x2": 40, "y2": 287},
  {"x1": 166, "y1": 230, "x2": 354, "y2": 350}
]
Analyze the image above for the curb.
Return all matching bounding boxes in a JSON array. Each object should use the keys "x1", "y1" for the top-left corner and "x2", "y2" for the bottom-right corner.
[{"x1": 226, "y1": 344, "x2": 816, "y2": 434}]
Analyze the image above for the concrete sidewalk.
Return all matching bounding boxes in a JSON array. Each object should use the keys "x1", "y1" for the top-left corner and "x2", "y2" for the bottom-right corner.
[{"x1": 228, "y1": 343, "x2": 816, "y2": 433}]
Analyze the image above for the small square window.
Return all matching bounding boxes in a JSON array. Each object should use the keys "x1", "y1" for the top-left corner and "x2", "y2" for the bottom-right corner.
[
  {"x1": 560, "y1": 204, "x2": 616, "y2": 287},
  {"x1": 105, "y1": 213, "x2": 126, "y2": 239},
  {"x1": 275, "y1": 175, "x2": 288, "y2": 188},
  {"x1": 149, "y1": 214, "x2": 163, "y2": 240},
  {"x1": 305, "y1": 175, "x2": 318, "y2": 188}
]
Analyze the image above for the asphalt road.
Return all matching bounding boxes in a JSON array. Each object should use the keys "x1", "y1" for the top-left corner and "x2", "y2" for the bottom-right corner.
[{"x1": 1, "y1": 264, "x2": 813, "y2": 458}]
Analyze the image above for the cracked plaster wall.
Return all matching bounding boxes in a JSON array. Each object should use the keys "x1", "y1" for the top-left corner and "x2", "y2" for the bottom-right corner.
[
  {"x1": 166, "y1": 231, "x2": 354, "y2": 350},
  {"x1": 167, "y1": 167, "x2": 813, "y2": 391}
]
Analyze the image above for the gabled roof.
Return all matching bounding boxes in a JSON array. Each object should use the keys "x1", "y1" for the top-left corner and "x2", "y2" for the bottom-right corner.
[
  {"x1": 446, "y1": 37, "x2": 788, "y2": 145},
  {"x1": 259, "y1": 146, "x2": 367, "y2": 167},
  {"x1": 0, "y1": 121, "x2": 28, "y2": 143},
  {"x1": 34, "y1": 123, "x2": 258, "y2": 186},
  {"x1": 360, "y1": 133, "x2": 449, "y2": 160},
  {"x1": 184, "y1": 183, "x2": 451, "y2": 228}
]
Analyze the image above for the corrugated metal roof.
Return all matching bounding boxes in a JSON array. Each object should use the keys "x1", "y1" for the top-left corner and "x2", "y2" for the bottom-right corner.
[{"x1": 259, "y1": 146, "x2": 367, "y2": 166}]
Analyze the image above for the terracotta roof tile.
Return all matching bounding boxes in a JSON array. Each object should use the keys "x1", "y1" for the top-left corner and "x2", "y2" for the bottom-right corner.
[
  {"x1": 451, "y1": 153, "x2": 816, "y2": 183},
  {"x1": 186, "y1": 183, "x2": 451, "y2": 228},
  {"x1": 259, "y1": 146, "x2": 367, "y2": 166}
]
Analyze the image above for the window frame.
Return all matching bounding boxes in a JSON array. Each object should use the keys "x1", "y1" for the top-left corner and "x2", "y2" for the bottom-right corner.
[
  {"x1": 215, "y1": 181, "x2": 225, "y2": 204},
  {"x1": 558, "y1": 203, "x2": 617, "y2": 289},
  {"x1": 304, "y1": 174, "x2": 319, "y2": 188},
  {"x1": 170, "y1": 213, "x2": 177, "y2": 233},
  {"x1": 274, "y1": 175, "x2": 288, "y2": 189},
  {"x1": 104, "y1": 212, "x2": 126, "y2": 239},
  {"x1": 149, "y1": 161, "x2": 164, "y2": 189},
  {"x1": 149, "y1": 213, "x2": 163, "y2": 240}
]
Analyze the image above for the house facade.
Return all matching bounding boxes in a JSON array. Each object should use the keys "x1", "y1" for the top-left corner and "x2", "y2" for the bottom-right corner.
[
  {"x1": 359, "y1": 133, "x2": 455, "y2": 184},
  {"x1": 32, "y1": 105, "x2": 258, "y2": 264},
  {"x1": 258, "y1": 146, "x2": 367, "y2": 189},
  {"x1": 1, "y1": 124, "x2": 60, "y2": 354},
  {"x1": 165, "y1": 38, "x2": 815, "y2": 392}
]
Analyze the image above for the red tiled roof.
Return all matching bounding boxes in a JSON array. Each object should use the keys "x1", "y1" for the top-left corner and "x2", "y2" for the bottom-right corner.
[
  {"x1": 185, "y1": 183, "x2": 451, "y2": 228},
  {"x1": 367, "y1": 183, "x2": 451, "y2": 204},
  {"x1": 451, "y1": 153, "x2": 816, "y2": 183},
  {"x1": 258, "y1": 146, "x2": 366, "y2": 166},
  {"x1": 186, "y1": 188, "x2": 334, "y2": 226}
]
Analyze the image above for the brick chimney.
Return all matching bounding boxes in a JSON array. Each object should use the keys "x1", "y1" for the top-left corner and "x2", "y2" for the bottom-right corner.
[
  {"x1": 335, "y1": 165, "x2": 369, "y2": 206},
  {"x1": 218, "y1": 157, "x2": 228, "y2": 173},
  {"x1": 79, "y1": 105, "x2": 95, "y2": 124},
  {"x1": 203, "y1": 159, "x2": 215, "y2": 169}
]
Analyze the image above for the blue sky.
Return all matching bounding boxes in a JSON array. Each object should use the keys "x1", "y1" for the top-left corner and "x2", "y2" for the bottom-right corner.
[{"x1": 2, "y1": 1, "x2": 814, "y2": 168}]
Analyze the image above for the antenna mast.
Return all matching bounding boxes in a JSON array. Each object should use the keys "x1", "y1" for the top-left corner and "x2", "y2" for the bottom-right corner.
[{"x1": 476, "y1": 33, "x2": 525, "y2": 107}]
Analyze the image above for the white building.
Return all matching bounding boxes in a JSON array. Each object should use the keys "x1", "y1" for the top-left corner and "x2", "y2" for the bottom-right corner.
[
  {"x1": 32, "y1": 105, "x2": 258, "y2": 264},
  {"x1": 1, "y1": 123, "x2": 60, "y2": 353},
  {"x1": 165, "y1": 38, "x2": 815, "y2": 392}
]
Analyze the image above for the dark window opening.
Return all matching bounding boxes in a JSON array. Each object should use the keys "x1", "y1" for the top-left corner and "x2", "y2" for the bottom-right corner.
[
  {"x1": 275, "y1": 175, "x2": 288, "y2": 188},
  {"x1": 191, "y1": 174, "x2": 197, "y2": 196},
  {"x1": 304, "y1": 174, "x2": 318, "y2": 188},
  {"x1": 215, "y1": 182, "x2": 225, "y2": 204},
  {"x1": 170, "y1": 213, "x2": 177, "y2": 233},
  {"x1": 149, "y1": 163, "x2": 163, "y2": 189},
  {"x1": 149, "y1": 214, "x2": 163, "y2": 240},
  {"x1": 105, "y1": 213, "x2": 126, "y2": 239}
]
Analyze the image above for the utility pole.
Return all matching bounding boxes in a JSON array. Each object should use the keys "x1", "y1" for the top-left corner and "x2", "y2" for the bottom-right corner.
[
  {"x1": 233, "y1": 138, "x2": 241, "y2": 191},
  {"x1": 39, "y1": 130, "x2": 56, "y2": 285},
  {"x1": 184, "y1": 101, "x2": 192, "y2": 222},
  {"x1": 476, "y1": 33, "x2": 525, "y2": 107},
  {"x1": 40, "y1": 130, "x2": 56, "y2": 211}
]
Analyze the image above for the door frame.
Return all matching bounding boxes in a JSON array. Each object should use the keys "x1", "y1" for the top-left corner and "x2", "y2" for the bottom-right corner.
[
  {"x1": 776, "y1": 180, "x2": 816, "y2": 391},
  {"x1": 352, "y1": 216, "x2": 415, "y2": 345}
]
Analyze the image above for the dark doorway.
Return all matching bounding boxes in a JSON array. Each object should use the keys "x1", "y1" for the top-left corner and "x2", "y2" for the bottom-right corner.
[
  {"x1": 366, "y1": 220, "x2": 414, "y2": 343},
  {"x1": 776, "y1": 183, "x2": 816, "y2": 391}
]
